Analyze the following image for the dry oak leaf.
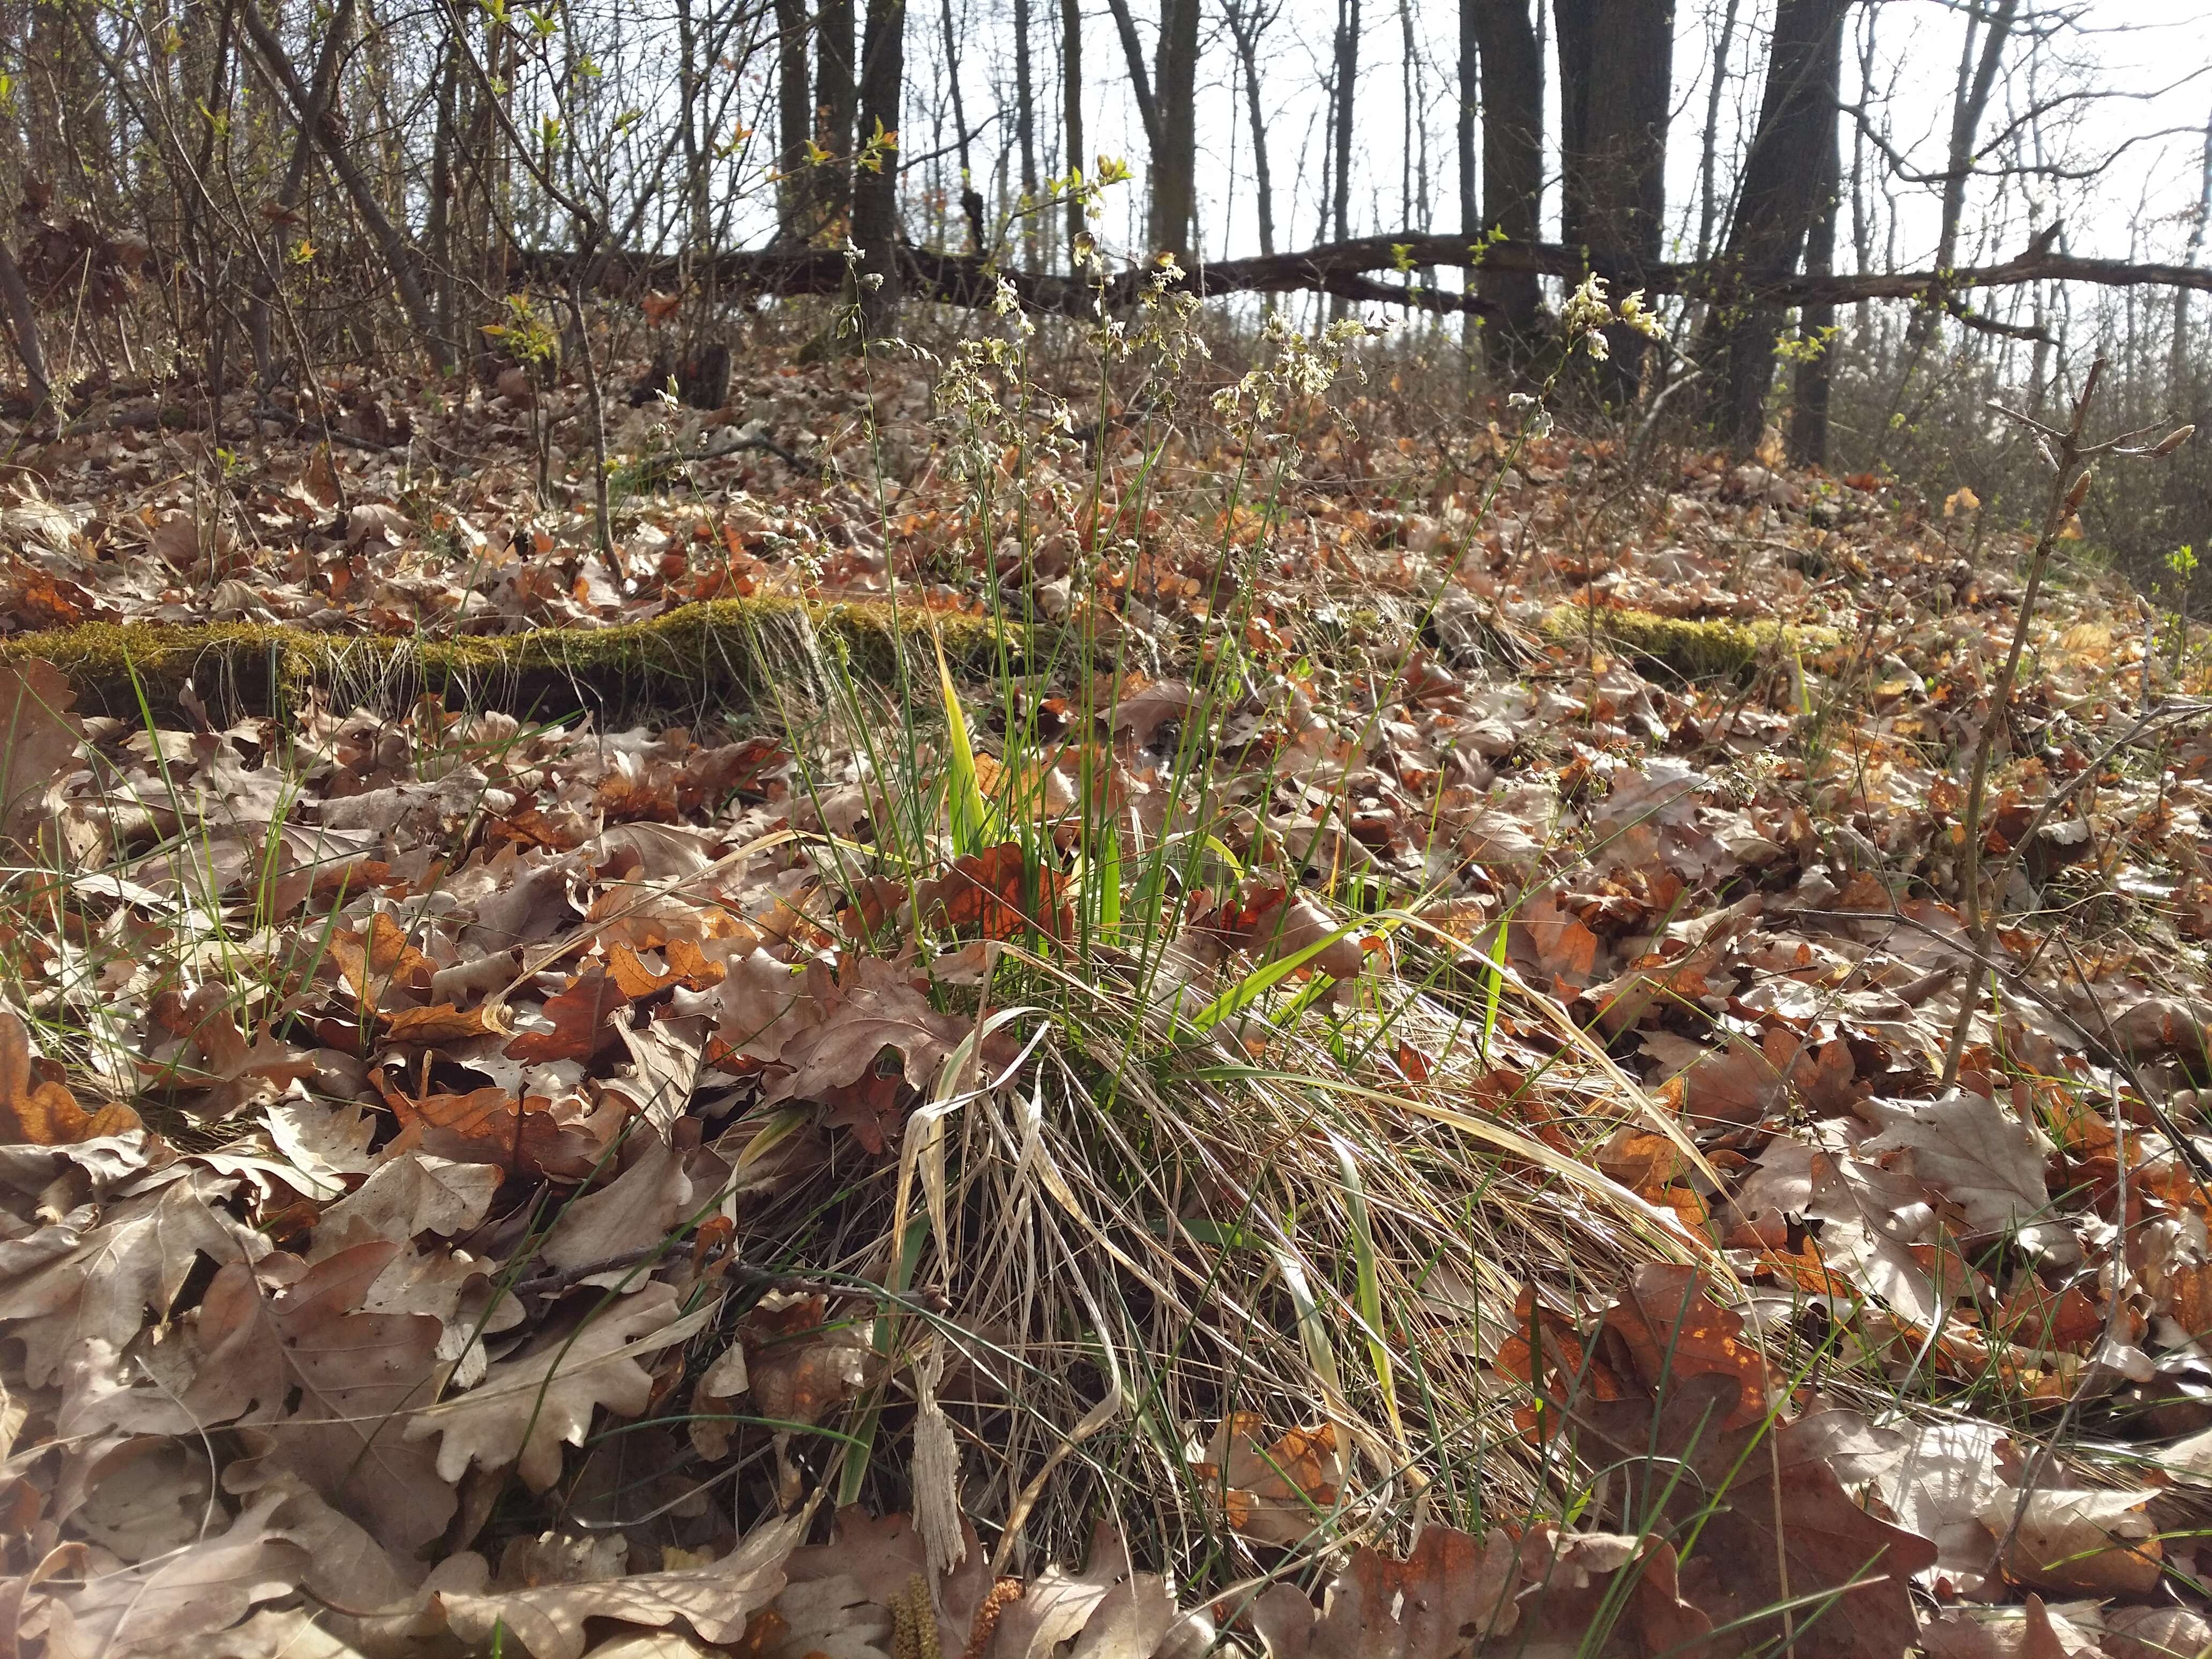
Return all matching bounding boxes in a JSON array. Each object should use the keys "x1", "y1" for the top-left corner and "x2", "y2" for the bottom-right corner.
[
  {"x1": 984, "y1": 1521, "x2": 1176, "y2": 1659},
  {"x1": 506, "y1": 966, "x2": 631, "y2": 1064},
  {"x1": 1860, "y1": 1090, "x2": 2080, "y2": 1264},
  {"x1": 762, "y1": 956, "x2": 968, "y2": 1107},
  {"x1": 169, "y1": 1245, "x2": 454, "y2": 1555},
  {"x1": 406, "y1": 1281, "x2": 706, "y2": 1491},
  {"x1": 1247, "y1": 1525, "x2": 1520, "y2": 1659},
  {"x1": 378, "y1": 1079, "x2": 608, "y2": 1179},
  {"x1": 1505, "y1": 1527, "x2": 1712, "y2": 1659},
  {"x1": 1599, "y1": 1262, "x2": 1780, "y2": 1431},
  {"x1": 38, "y1": 1490, "x2": 308, "y2": 1659},
  {"x1": 1976, "y1": 1483, "x2": 2164, "y2": 1600},
  {"x1": 1567, "y1": 1373, "x2": 1937, "y2": 1659},
  {"x1": 737, "y1": 1292, "x2": 871, "y2": 1428},
  {"x1": 145, "y1": 984, "x2": 318, "y2": 1117},
  {"x1": 0, "y1": 1177, "x2": 265, "y2": 1387},
  {"x1": 916, "y1": 842, "x2": 1072, "y2": 943},
  {"x1": 540, "y1": 1135, "x2": 694, "y2": 1273},
  {"x1": 1917, "y1": 1596, "x2": 2099, "y2": 1659},
  {"x1": 327, "y1": 912, "x2": 437, "y2": 1018},
  {"x1": 383, "y1": 1000, "x2": 512, "y2": 1045},
  {"x1": 430, "y1": 1505, "x2": 808, "y2": 1659},
  {"x1": 0, "y1": 657, "x2": 83, "y2": 851},
  {"x1": 1195, "y1": 1414, "x2": 1345, "y2": 1549},
  {"x1": 0, "y1": 1007, "x2": 139, "y2": 1144}
]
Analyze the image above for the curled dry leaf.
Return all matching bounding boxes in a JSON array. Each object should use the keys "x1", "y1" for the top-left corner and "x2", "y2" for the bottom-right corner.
[
  {"x1": 0, "y1": 1007, "x2": 139, "y2": 1145},
  {"x1": 431, "y1": 1506, "x2": 809, "y2": 1659},
  {"x1": 0, "y1": 657, "x2": 82, "y2": 851},
  {"x1": 1194, "y1": 1414, "x2": 1344, "y2": 1549},
  {"x1": 1249, "y1": 1525, "x2": 1520, "y2": 1659},
  {"x1": 38, "y1": 1491, "x2": 309, "y2": 1659},
  {"x1": 407, "y1": 1281, "x2": 704, "y2": 1491}
]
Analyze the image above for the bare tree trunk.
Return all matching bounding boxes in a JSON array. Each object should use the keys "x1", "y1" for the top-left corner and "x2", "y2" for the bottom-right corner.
[
  {"x1": 1789, "y1": 20, "x2": 1842, "y2": 467},
  {"x1": 1150, "y1": 0, "x2": 1200, "y2": 257},
  {"x1": 1062, "y1": 0, "x2": 1083, "y2": 256},
  {"x1": 1907, "y1": 0, "x2": 2015, "y2": 349},
  {"x1": 941, "y1": 0, "x2": 982, "y2": 248},
  {"x1": 1013, "y1": 0, "x2": 1037, "y2": 261},
  {"x1": 1558, "y1": 0, "x2": 1672, "y2": 394},
  {"x1": 818, "y1": 0, "x2": 858, "y2": 230},
  {"x1": 851, "y1": 0, "x2": 906, "y2": 338},
  {"x1": 0, "y1": 240, "x2": 52, "y2": 406},
  {"x1": 1700, "y1": 0, "x2": 1847, "y2": 451},
  {"x1": 776, "y1": 0, "x2": 814, "y2": 240},
  {"x1": 1330, "y1": 0, "x2": 1357, "y2": 243},
  {"x1": 1227, "y1": 0, "x2": 1278, "y2": 256},
  {"x1": 2172, "y1": 105, "x2": 2211, "y2": 398},
  {"x1": 237, "y1": 0, "x2": 451, "y2": 372},
  {"x1": 1553, "y1": 0, "x2": 1594, "y2": 251},
  {"x1": 1474, "y1": 0, "x2": 1543, "y2": 360},
  {"x1": 1458, "y1": 0, "x2": 1477, "y2": 247},
  {"x1": 1101, "y1": 0, "x2": 1162, "y2": 156},
  {"x1": 1694, "y1": 0, "x2": 1741, "y2": 263}
]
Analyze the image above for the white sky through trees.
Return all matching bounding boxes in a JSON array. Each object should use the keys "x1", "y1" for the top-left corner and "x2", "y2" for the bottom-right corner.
[{"x1": 884, "y1": 0, "x2": 2212, "y2": 281}]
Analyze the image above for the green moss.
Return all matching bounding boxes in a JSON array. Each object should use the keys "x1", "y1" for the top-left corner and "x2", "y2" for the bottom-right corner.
[
  {"x1": 1, "y1": 597, "x2": 1027, "y2": 721},
  {"x1": 1541, "y1": 604, "x2": 1840, "y2": 682}
]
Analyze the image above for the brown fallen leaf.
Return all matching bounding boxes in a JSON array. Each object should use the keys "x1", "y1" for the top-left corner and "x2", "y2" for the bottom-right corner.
[
  {"x1": 507, "y1": 966, "x2": 631, "y2": 1064},
  {"x1": 406, "y1": 1282, "x2": 702, "y2": 1491},
  {"x1": 1860, "y1": 1090, "x2": 2080, "y2": 1264},
  {"x1": 1505, "y1": 1527, "x2": 1712, "y2": 1659},
  {"x1": 737, "y1": 1293, "x2": 871, "y2": 1428},
  {"x1": 1519, "y1": 1268, "x2": 1938, "y2": 1659},
  {"x1": 37, "y1": 1490, "x2": 309, "y2": 1659},
  {"x1": 762, "y1": 956, "x2": 968, "y2": 1107},
  {"x1": 915, "y1": 841, "x2": 1072, "y2": 943},
  {"x1": 1194, "y1": 1414, "x2": 1345, "y2": 1549},
  {"x1": 146, "y1": 984, "x2": 320, "y2": 1117},
  {"x1": 383, "y1": 1000, "x2": 512, "y2": 1044},
  {"x1": 0, "y1": 1007, "x2": 139, "y2": 1144},
  {"x1": 429, "y1": 1507, "x2": 808, "y2": 1659},
  {"x1": 173, "y1": 1244, "x2": 453, "y2": 1556},
  {"x1": 327, "y1": 912, "x2": 437, "y2": 1018},
  {"x1": 1247, "y1": 1524, "x2": 1520, "y2": 1659},
  {"x1": 0, "y1": 657, "x2": 83, "y2": 852},
  {"x1": 378, "y1": 1079, "x2": 609, "y2": 1179}
]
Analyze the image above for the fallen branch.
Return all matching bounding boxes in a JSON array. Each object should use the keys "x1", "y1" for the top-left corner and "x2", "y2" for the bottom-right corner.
[{"x1": 513, "y1": 234, "x2": 2212, "y2": 320}]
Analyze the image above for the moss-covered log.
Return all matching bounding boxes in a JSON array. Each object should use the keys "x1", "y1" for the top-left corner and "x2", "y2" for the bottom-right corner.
[
  {"x1": 1541, "y1": 604, "x2": 1840, "y2": 681},
  {"x1": 0, "y1": 597, "x2": 1032, "y2": 722}
]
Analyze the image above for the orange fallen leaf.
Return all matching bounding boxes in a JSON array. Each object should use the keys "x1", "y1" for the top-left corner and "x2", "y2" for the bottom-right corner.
[{"x1": 0, "y1": 1008, "x2": 140, "y2": 1145}]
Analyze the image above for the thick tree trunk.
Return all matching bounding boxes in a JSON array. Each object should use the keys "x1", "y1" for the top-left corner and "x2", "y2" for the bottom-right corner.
[
  {"x1": 850, "y1": 0, "x2": 906, "y2": 338},
  {"x1": 1473, "y1": 0, "x2": 1543, "y2": 360},
  {"x1": 1150, "y1": 0, "x2": 1201, "y2": 258},
  {"x1": 1789, "y1": 27, "x2": 1842, "y2": 467},
  {"x1": 1701, "y1": 0, "x2": 1848, "y2": 452},
  {"x1": 1575, "y1": 0, "x2": 1672, "y2": 395},
  {"x1": 1552, "y1": 0, "x2": 1595, "y2": 251},
  {"x1": 775, "y1": 0, "x2": 814, "y2": 240},
  {"x1": 818, "y1": 0, "x2": 858, "y2": 230}
]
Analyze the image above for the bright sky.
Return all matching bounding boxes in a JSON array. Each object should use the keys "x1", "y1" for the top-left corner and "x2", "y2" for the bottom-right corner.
[{"x1": 888, "y1": 0, "x2": 2212, "y2": 278}]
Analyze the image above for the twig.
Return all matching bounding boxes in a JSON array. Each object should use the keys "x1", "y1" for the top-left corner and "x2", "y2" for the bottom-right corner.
[
  {"x1": 1940, "y1": 362, "x2": 2195, "y2": 1088},
  {"x1": 1775, "y1": 905, "x2": 2212, "y2": 1182}
]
